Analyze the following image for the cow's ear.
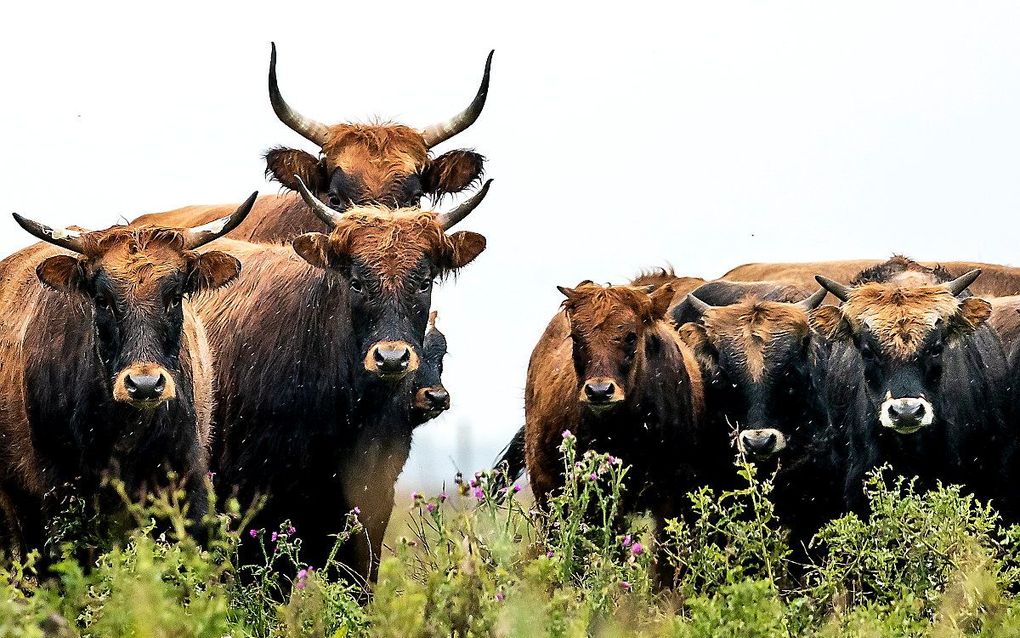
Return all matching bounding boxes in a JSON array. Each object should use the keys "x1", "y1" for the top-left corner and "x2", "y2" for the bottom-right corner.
[
  {"x1": 678, "y1": 322, "x2": 718, "y2": 373},
  {"x1": 442, "y1": 231, "x2": 486, "y2": 270},
  {"x1": 189, "y1": 251, "x2": 241, "y2": 292},
  {"x1": 37, "y1": 255, "x2": 85, "y2": 292},
  {"x1": 648, "y1": 283, "x2": 677, "y2": 320},
  {"x1": 421, "y1": 150, "x2": 485, "y2": 199},
  {"x1": 292, "y1": 232, "x2": 333, "y2": 269},
  {"x1": 810, "y1": 305, "x2": 851, "y2": 341},
  {"x1": 265, "y1": 148, "x2": 327, "y2": 193},
  {"x1": 951, "y1": 297, "x2": 992, "y2": 334}
]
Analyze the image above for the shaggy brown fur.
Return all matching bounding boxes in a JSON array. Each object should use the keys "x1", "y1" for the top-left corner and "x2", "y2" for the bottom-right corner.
[
  {"x1": 524, "y1": 282, "x2": 704, "y2": 513},
  {"x1": 0, "y1": 225, "x2": 224, "y2": 556},
  {"x1": 811, "y1": 283, "x2": 992, "y2": 360}
]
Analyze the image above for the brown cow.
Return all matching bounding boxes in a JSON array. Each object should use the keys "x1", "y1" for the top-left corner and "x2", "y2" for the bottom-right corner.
[
  {"x1": 723, "y1": 256, "x2": 1020, "y2": 297},
  {"x1": 133, "y1": 44, "x2": 492, "y2": 243},
  {"x1": 193, "y1": 180, "x2": 491, "y2": 583},
  {"x1": 0, "y1": 195, "x2": 255, "y2": 559},
  {"x1": 523, "y1": 282, "x2": 705, "y2": 582}
]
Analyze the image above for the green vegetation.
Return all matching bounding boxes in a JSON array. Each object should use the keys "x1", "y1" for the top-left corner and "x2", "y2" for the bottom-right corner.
[{"x1": 4, "y1": 435, "x2": 1020, "y2": 637}]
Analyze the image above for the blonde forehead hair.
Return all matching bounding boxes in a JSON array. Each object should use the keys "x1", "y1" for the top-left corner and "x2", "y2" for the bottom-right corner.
[
  {"x1": 842, "y1": 284, "x2": 965, "y2": 358},
  {"x1": 320, "y1": 123, "x2": 428, "y2": 194},
  {"x1": 701, "y1": 300, "x2": 812, "y2": 382},
  {"x1": 81, "y1": 227, "x2": 193, "y2": 290}
]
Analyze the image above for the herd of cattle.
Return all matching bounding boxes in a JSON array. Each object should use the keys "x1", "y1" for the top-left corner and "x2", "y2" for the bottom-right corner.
[
  {"x1": 498, "y1": 255, "x2": 1020, "y2": 580},
  {"x1": 3, "y1": 45, "x2": 1020, "y2": 588}
]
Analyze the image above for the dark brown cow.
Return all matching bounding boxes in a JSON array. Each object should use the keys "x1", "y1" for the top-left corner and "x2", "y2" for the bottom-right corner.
[
  {"x1": 523, "y1": 282, "x2": 705, "y2": 582},
  {"x1": 133, "y1": 45, "x2": 492, "y2": 243},
  {"x1": 194, "y1": 181, "x2": 491, "y2": 583},
  {"x1": 411, "y1": 311, "x2": 451, "y2": 425},
  {"x1": 724, "y1": 256, "x2": 1020, "y2": 297},
  {"x1": 0, "y1": 195, "x2": 255, "y2": 559}
]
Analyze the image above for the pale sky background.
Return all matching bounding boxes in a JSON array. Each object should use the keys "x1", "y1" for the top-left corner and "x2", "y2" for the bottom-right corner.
[{"x1": 2, "y1": 2, "x2": 1020, "y2": 492}]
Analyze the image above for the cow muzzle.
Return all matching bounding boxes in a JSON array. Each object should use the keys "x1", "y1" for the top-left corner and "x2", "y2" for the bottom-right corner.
[
  {"x1": 365, "y1": 341, "x2": 420, "y2": 380},
  {"x1": 579, "y1": 377, "x2": 625, "y2": 412},
  {"x1": 113, "y1": 363, "x2": 176, "y2": 408},
  {"x1": 879, "y1": 393, "x2": 934, "y2": 434},
  {"x1": 737, "y1": 428, "x2": 787, "y2": 458},
  {"x1": 414, "y1": 386, "x2": 451, "y2": 419}
]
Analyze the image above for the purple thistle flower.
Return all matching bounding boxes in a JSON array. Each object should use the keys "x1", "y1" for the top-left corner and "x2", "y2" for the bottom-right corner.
[
  {"x1": 426, "y1": 502, "x2": 436, "y2": 514},
  {"x1": 622, "y1": 534, "x2": 632, "y2": 548},
  {"x1": 495, "y1": 591, "x2": 505, "y2": 602},
  {"x1": 248, "y1": 529, "x2": 258, "y2": 538},
  {"x1": 352, "y1": 507, "x2": 360, "y2": 516},
  {"x1": 512, "y1": 484, "x2": 521, "y2": 493},
  {"x1": 620, "y1": 581, "x2": 632, "y2": 591},
  {"x1": 589, "y1": 473, "x2": 598, "y2": 481},
  {"x1": 287, "y1": 525, "x2": 296, "y2": 535},
  {"x1": 271, "y1": 532, "x2": 278, "y2": 542},
  {"x1": 469, "y1": 479, "x2": 478, "y2": 488},
  {"x1": 438, "y1": 492, "x2": 447, "y2": 503},
  {"x1": 411, "y1": 492, "x2": 421, "y2": 503},
  {"x1": 562, "y1": 429, "x2": 574, "y2": 440},
  {"x1": 546, "y1": 550, "x2": 555, "y2": 558},
  {"x1": 473, "y1": 488, "x2": 485, "y2": 500},
  {"x1": 630, "y1": 542, "x2": 644, "y2": 556}
]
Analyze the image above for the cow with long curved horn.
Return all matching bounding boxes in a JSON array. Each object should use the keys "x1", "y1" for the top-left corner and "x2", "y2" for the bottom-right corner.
[
  {"x1": 133, "y1": 44, "x2": 494, "y2": 243},
  {"x1": 0, "y1": 193, "x2": 256, "y2": 560}
]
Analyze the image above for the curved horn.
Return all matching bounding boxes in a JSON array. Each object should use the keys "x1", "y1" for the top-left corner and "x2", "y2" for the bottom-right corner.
[
  {"x1": 428, "y1": 310, "x2": 439, "y2": 331},
  {"x1": 294, "y1": 175, "x2": 344, "y2": 229},
  {"x1": 945, "y1": 269, "x2": 982, "y2": 296},
  {"x1": 435, "y1": 179, "x2": 492, "y2": 230},
  {"x1": 686, "y1": 293, "x2": 715, "y2": 316},
  {"x1": 421, "y1": 50, "x2": 493, "y2": 148},
  {"x1": 182, "y1": 191, "x2": 259, "y2": 249},
  {"x1": 815, "y1": 275, "x2": 852, "y2": 302},
  {"x1": 796, "y1": 286, "x2": 829, "y2": 310},
  {"x1": 12, "y1": 213, "x2": 87, "y2": 253},
  {"x1": 269, "y1": 42, "x2": 331, "y2": 146}
]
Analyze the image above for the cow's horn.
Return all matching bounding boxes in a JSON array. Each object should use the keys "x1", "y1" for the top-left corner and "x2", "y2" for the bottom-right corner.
[
  {"x1": 435, "y1": 179, "x2": 492, "y2": 230},
  {"x1": 945, "y1": 269, "x2": 982, "y2": 296},
  {"x1": 294, "y1": 175, "x2": 344, "y2": 229},
  {"x1": 686, "y1": 293, "x2": 715, "y2": 316},
  {"x1": 12, "y1": 213, "x2": 87, "y2": 253},
  {"x1": 796, "y1": 286, "x2": 829, "y2": 310},
  {"x1": 421, "y1": 50, "x2": 493, "y2": 148},
  {"x1": 269, "y1": 43, "x2": 330, "y2": 146},
  {"x1": 428, "y1": 310, "x2": 438, "y2": 331},
  {"x1": 815, "y1": 275, "x2": 852, "y2": 302},
  {"x1": 182, "y1": 192, "x2": 259, "y2": 249}
]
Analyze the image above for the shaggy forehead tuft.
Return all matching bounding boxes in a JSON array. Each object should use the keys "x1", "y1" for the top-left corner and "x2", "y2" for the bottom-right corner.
[
  {"x1": 330, "y1": 206, "x2": 451, "y2": 283},
  {"x1": 702, "y1": 300, "x2": 811, "y2": 381},
  {"x1": 843, "y1": 284, "x2": 962, "y2": 358},
  {"x1": 320, "y1": 123, "x2": 429, "y2": 195},
  {"x1": 563, "y1": 284, "x2": 653, "y2": 334}
]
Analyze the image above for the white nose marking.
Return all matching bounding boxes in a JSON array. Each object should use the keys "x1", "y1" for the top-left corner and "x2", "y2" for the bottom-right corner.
[{"x1": 879, "y1": 394, "x2": 934, "y2": 433}]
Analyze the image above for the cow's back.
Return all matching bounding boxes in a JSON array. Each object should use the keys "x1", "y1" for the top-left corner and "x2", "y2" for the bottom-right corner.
[{"x1": 133, "y1": 194, "x2": 329, "y2": 244}]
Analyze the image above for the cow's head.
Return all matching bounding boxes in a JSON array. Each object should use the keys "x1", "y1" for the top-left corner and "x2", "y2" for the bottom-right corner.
[
  {"x1": 412, "y1": 311, "x2": 450, "y2": 425},
  {"x1": 291, "y1": 177, "x2": 489, "y2": 385},
  {"x1": 13, "y1": 194, "x2": 256, "y2": 409},
  {"x1": 264, "y1": 44, "x2": 490, "y2": 210},
  {"x1": 677, "y1": 288, "x2": 828, "y2": 460},
  {"x1": 812, "y1": 270, "x2": 987, "y2": 434},
  {"x1": 558, "y1": 282, "x2": 676, "y2": 413}
]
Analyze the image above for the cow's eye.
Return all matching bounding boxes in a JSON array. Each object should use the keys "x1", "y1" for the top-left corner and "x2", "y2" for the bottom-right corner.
[
  {"x1": 417, "y1": 279, "x2": 432, "y2": 293},
  {"x1": 350, "y1": 278, "x2": 364, "y2": 294},
  {"x1": 624, "y1": 332, "x2": 638, "y2": 348},
  {"x1": 167, "y1": 293, "x2": 183, "y2": 310},
  {"x1": 929, "y1": 341, "x2": 944, "y2": 358},
  {"x1": 859, "y1": 341, "x2": 875, "y2": 361},
  {"x1": 95, "y1": 294, "x2": 112, "y2": 310}
]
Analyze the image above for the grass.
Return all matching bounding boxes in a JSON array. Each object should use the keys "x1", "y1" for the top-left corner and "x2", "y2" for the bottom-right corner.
[{"x1": 3, "y1": 435, "x2": 1020, "y2": 637}]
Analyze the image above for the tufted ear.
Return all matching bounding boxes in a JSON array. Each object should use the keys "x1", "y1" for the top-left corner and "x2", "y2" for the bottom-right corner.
[
  {"x1": 648, "y1": 283, "x2": 677, "y2": 320},
  {"x1": 949, "y1": 297, "x2": 992, "y2": 335},
  {"x1": 265, "y1": 147, "x2": 327, "y2": 193},
  {"x1": 678, "y1": 322, "x2": 718, "y2": 373},
  {"x1": 421, "y1": 150, "x2": 485, "y2": 199},
  {"x1": 188, "y1": 251, "x2": 241, "y2": 292},
  {"x1": 810, "y1": 305, "x2": 852, "y2": 341},
  {"x1": 37, "y1": 255, "x2": 85, "y2": 292},
  {"x1": 292, "y1": 232, "x2": 333, "y2": 269},
  {"x1": 442, "y1": 231, "x2": 486, "y2": 270}
]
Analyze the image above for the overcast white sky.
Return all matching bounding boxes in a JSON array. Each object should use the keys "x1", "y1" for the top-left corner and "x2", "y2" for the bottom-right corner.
[{"x1": 3, "y1": 1, "x2": 1020, "y2": 491}]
